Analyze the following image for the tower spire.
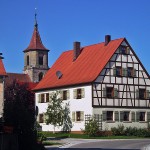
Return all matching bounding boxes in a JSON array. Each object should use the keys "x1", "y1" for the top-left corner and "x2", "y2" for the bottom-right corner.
[{"x1": 34, "y1": 8, "x2": 38, "y2": 28}]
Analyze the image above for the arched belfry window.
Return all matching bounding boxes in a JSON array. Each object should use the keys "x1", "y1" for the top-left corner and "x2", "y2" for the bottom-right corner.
[
  {"x1": 27, "y1": 55, "x2": 29, "y2": 66},
  {"x1": 39, "y1": 72, "x2": 43, "y2": 81},
  {"x1": 39, "y1": 55, "x2": 43, "y2": 65}
]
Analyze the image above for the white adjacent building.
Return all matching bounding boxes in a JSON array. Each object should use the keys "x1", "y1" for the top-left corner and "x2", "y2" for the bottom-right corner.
[{"x1": 34, "y1": 35, "x2": 150, "y2": 132}]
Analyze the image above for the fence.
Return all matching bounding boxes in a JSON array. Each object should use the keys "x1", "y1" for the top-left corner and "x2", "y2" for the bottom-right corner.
[{"x1": 85, "y1": 114, "x2": 102, "y2": 130}]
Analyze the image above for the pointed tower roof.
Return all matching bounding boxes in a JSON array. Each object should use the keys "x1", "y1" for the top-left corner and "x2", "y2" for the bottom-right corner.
[{"x1": 24, "y1": 13, "x2": 49, "y2": 52}]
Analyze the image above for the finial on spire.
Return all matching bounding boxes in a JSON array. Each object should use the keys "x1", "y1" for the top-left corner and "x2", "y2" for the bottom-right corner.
[{"x1": 34, "y1": 8, "x2": 38, "y2": 28}]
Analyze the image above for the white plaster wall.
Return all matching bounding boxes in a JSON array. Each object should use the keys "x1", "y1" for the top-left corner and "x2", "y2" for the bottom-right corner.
[{"x1": 35, "y1": 85, "x2": 93, "y2": 131}]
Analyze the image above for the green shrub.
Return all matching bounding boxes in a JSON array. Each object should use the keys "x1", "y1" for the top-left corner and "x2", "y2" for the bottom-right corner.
[
  {"x1": 84, "y1": 118, "x2": 99, "y2": 136},
  {"x1": 37, "y1": 131, "x2": 47, "y2": 142},
  {"x1": 111, "y1": 124, "x2": 125, "y2": 136}
]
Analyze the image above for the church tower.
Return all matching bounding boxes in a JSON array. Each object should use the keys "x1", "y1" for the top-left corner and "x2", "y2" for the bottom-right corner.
[{"x1": 23, "y1": 14, "x2": 49, "y2": 82}]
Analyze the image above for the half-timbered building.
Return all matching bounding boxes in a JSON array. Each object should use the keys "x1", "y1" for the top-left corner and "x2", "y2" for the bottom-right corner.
[{"x1": 34, "y1": 35, "x2": 150, "y2": 132}]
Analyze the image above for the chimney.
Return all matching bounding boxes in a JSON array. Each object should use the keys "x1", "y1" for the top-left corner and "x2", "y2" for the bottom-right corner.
[
  {"x1": 73, "y1": 41, "x2": 81, "y2": 61},
  {"x1": 105, "y1": 35, "x2": 111, "y2": 46}
]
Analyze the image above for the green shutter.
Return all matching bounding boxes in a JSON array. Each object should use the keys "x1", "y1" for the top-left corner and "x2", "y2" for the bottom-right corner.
[
  {"x1": 72, "y1": 112, "x2": 75, "y2": 122},
  {"x1": 80, "y1": 111, "x2": 84, "y2": 121},
  {"x1": 131, "y1": 111, "x2": 135, "y2": 122},
  {"x1": 120, "y1": 111, "x2": 124, "y2": 122},
  {"x1": 81, "y1": 88, "x2": 85, "y2": 98},
  {"x1": 115, "y1": 111, "x2": 119, "y2": 122},
  {"x1": 147, "y1": 112, "x2": 150, "y2": 122},
  {"x1": 73, "y1": 89, "x2": 77, "y2": 99},
  {"x1": 102, "y1": 111, "x2": 107, "y2": 121},
  {"x1": 136, "y1": 89, "x2": 139, "y2": 99},
  {"x1": 122, "y1": 68, "x2": 127, "y2": 76},
  {"x1": 113, "y1": 68, "x2": 116, "y2": 76},
  {"x1": 103, "y1": 88, "x2": 106, "y2": 97},
  {"x1": 38, "y1": 94, "x2": 41, "y2": 103},
  {"x1": 136, "y1": 112, "x2": 140, "y2": 122},
  {"x1": 114, "y1": 88, "x2": 118, "y2": 98},
  {"x1": 67, "y1": 90, "x2": 70, "y2": 99},
  {"x1": 146, "y1": 90, "x2": 150, "y2": 99}
]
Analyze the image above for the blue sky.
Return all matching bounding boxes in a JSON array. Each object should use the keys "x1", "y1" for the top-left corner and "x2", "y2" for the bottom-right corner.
[{"x1": 0, "y1": 0, "x2": 150, "y2": 73}]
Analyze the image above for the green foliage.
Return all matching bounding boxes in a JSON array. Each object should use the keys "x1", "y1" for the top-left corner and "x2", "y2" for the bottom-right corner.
[
  {"x1": 62, "y1": 103, "x2": 73, "y2": 132},
  {"x1": 111, "y1": 125, "x2": 150, "y2": 137},
  {"x1": 111, "y1": 124, "x2": 125, "y2": 136},
  {"x1": 84, "y1": 118, "x2": 99, "y2": 136},
  {"x1": 45, "y1": 91, "x2": 63, "y2": 133},
  {"x1": 37, "y1": 131, "x2": 47, "y2": 142}
]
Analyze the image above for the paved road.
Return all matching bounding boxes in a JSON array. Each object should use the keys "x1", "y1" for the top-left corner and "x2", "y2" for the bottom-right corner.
[{"x1": 46, "y1": 139, "x2": 150, "y2": 150}]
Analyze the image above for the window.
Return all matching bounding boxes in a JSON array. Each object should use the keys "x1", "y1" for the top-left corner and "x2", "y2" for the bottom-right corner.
[
  {"x1": 123, "y1": 111, "x2": 130, "y2": 121},
  {"x1": 39, "y1": 55, "x2": 43, "y2": 65},
  {"x1": 119, "y1": 46, "x2": 130, "y2": 55},
  {"x1": 72, "y1": 111, "x2": 84, "y2": 122},
  {"x1": 63, "y1": 90, "x2": 67, "y2": 100},
  {"x1": 139, "y1": 112, "x2": 145, "y2": 121},
  {"x1": 41, "y1": 94, "x2": 45, "y2": 103},
  {"x1": 39, "y1": 72, "x2": 43, "y2": 81},
  {"x1": 107, "y1": 111, "x2": 113, "y2": 121},
  {"x1": 39, "y1": 114, "x2": 44, "y2": 123},
  {"x1": 139, "y1": 89, "x2": 146, "y2": 99},
  {"x1": 103, "y1": 87, "x2": 118, "y2": 98},
  {"x1": 27, "y1": 55, "x2": 29, "y2": 66},
  {"x1": 113, "y1": 67, "x2": 122, "y2": 76},
  {"x1": 106, "y1": 87, "x2": 114, "y2": 98},
  {"x1": 73, "y1": 88, "x2": 85, "y2": 99},
  {"x1": 46, "y1": 93, "x2": 49, "y2": 102}
]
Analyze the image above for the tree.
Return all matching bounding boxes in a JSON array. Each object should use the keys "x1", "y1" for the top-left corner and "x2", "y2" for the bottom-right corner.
[
  {"x1": 62, "y1": 102, "x2": 73, "y2": 132},
  {"x1": 45, "y1": 91, "x2": 63, "y2": 133},
  {"x1": 3, "y1": 80, "x2": 36, "y2": 150}
]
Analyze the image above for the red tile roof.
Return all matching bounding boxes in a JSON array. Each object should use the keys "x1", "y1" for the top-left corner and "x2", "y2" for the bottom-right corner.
[
  {"x1": 24, "y1": 26, "x2": 49, "y2": 52},
  {"x1": 34, "y1": 38, "x2": 124, "y2": 91},
  {"x1": 0, "y1": 59, "x2": 7, "y2": 76},
  {"x1": 5, "y1": 73, "x2": 31, "y2": 87}
]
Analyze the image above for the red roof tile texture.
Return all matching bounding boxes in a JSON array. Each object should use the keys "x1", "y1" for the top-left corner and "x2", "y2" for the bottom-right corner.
[
  {"x1": 24, "y1": 26, "x2": 49, "y2": 52},
  {"x1": 34, "y1": 38, "x2": 124, "y2": 91},
  {"x1": 0, "y1": 59, "x2": 7, "y2": 76}
]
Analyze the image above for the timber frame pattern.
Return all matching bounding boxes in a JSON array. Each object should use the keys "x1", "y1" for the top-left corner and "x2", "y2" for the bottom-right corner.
[{"x1": 92, "y1": 40, "x2": 150, "y2": 109}]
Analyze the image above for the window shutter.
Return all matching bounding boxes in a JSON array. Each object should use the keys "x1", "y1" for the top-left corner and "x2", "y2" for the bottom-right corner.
[
  {"x1": 115, "y1": 111, "x2": 119, "y2": 122},
  {"x1": 120, "y1": 111, "x2": 124, "y2": 122},
  {"x1": 126, "y1": 47, "x2": 130, "y2": 54},
  {"x1": 146, "y1": 90, "x2": 150, "y2": 99},
  {"x1": 67, "y1": 90, "x2": 70, "y2": 99},
  {"x1": 102, "y1": 111, "x2": 107, "y2": 121},
  {"x1": 38, "y1": 94, "x2": 41, "y2": 103},
  {"x1": 147, "y1": 112, "x2": 150, "y2": 122},
  {"x1": 72, "y1": 112, "x2": 75, "y2": 122},
  {"x1": 81, "y1": 88, "x2": 85, "y2": 98},
  {"x1": 60, "y1": 91, "x2": 63, "y2": 100},
  {"x1": 73, "y1": 89, "x2": 77, "y2": 99},
  {"x1": 122, "y1": 68, "x2": 127, "y2": 76},
  {"x1": 80, "y1": 111, "x2": 84, "y2": 121},
  {"x1": 103, "y1": 88, "x2": 106, "y2": 97},
  {"x1": 136, "y1": 112, "x2": 140, "y2": 122},
  {"x1": 114, "y1": 88, "x2": 118, "y2": 98},
  {"x1": 131, "y1": 111, "x2": 135, "y2": 122},
  {"x1": 136, "y1": 89, "x2": 139, "y2": 99},
  {"x1": 113, "y1": 68, "x2": 116, "y2": 76},
  {"x1": 133, "y1": 69, "x2": 136, "y2": 77},
  {"x1": 43, "y1": 113, "x2": 46, "y2": 123}
]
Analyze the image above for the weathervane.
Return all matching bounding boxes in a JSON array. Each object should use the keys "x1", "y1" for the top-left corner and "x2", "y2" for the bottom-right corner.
[{"x1": 34, "y1": 7, "x2": 38, "y2": 28}]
